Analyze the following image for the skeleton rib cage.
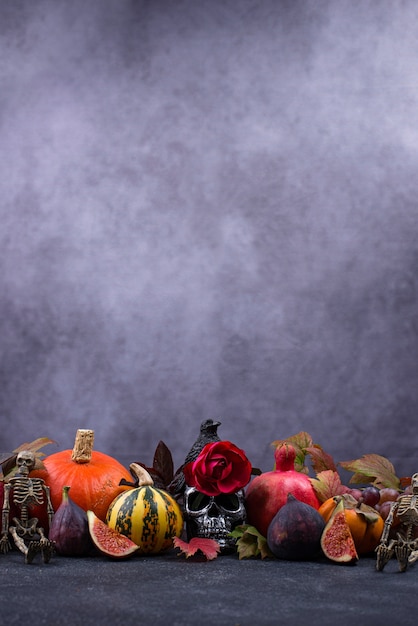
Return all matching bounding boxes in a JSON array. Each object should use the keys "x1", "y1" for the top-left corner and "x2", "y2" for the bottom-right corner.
[
  {"x1": 397, "y1": 495, "x2": 418, "y2": 525},
  {"x1": 8, "y1": 477, "x2": 45, "y2": 527}
]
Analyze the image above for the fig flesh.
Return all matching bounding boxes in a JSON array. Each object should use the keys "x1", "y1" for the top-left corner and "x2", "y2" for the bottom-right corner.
[
  {"x1": 267, "y1": 493, "x2": 325, "y2": 560},
  {"x1": 87, "y1": 510, "x2": 139, "y2": 559},
  {"x1": 48, "y1": 485, "x2": 93, "y2": 556},
  {"x1": 320, "y1": 497, "x2": 358, "y2": 564}
]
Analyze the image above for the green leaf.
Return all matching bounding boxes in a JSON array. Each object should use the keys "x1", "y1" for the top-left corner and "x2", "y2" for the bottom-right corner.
[
  {"x1": 271, "y1": 431, "x2": 314, "y2": 473},
  {"x1": 338, "y1": 454, "x2": 400, "y2": 490},
  {"x1": 229, "y1": 525, "x2": 273, "y2": 559},
  {"x1": 286, "y1": 432, "x2": 313, "y2": 473}
]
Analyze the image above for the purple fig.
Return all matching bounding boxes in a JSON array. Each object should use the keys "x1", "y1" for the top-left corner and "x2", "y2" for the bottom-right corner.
[
  {"x1": 48, "y1": 485, "x2": 93, "y2": 556},
  {"x1": 267, "y1": 493, "x2": 325, "y2": 561}
]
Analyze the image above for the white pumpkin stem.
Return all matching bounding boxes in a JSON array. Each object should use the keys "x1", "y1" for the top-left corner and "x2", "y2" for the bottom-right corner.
[
  {"x1": 71, "y1": 429, "x2": 94, "y2": 464},
  {"x1": 129, "y1": 463, "x2": 154, "y2": 487}
]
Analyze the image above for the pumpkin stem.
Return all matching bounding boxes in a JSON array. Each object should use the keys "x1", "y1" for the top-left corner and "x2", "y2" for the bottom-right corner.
[
  {"x1": 129, "y1": 463, "x2": 154, "y2": 487},
  {"x1": 71, "y1": 429, "x2": 95, "y2": 464}
]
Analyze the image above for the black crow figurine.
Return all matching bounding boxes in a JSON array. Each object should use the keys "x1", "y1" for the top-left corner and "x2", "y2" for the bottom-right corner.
[{"x1": 167, "y1": 418, "x2": 221, "y2": 497}]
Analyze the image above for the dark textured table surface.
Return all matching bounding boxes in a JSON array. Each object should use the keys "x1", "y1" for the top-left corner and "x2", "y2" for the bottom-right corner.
[{"x1": 0, "y1": 549, "x2": 415, "y2": 626}]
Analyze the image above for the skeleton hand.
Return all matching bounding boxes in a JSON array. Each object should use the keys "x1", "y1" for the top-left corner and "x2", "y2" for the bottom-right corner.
[
  {"x1": 375, "y1": 543, "x2": 393, "y2": 571},
  {"x1": 0, "y1": 533, "x2": 11, "y2": 554},
  {"x1": 394, "y1": 536, "x2": 410, "y2": 572},
  {"x1": 410, "y1": 538, "x2": 418, "y2": 551},
  {"x1": 408, "y1": 549, "x2": 418, "y2": 565}
]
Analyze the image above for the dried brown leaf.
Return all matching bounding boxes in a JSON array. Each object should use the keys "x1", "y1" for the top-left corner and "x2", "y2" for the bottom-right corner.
[{"x1": 1, "y1": 437, "x2": 55, "y2": 480}]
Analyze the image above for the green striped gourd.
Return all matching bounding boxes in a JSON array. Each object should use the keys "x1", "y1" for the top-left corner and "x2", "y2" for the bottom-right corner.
[{"x1": 106, "y1": 463, "x2": 183, "y2": 554}]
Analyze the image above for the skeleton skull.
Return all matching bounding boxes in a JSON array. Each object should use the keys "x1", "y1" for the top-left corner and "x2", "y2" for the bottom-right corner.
[
  {"x1": 412, "y1": 473, "x2": 418, "y2": 494},
  {"x1": 184, "y1": 486, "x2": 247, "y2": 552},
  {"x1": 16, "y1": 451, "x2": 36, "y2": 476}
]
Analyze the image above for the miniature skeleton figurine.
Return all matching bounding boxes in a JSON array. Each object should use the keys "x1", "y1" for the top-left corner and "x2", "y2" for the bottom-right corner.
[
  {"x1": 0, "y1": 450, "x2": 55, "y2": 564},
  {"x1": 376, "y1": 472, "x2": 418, "y2": 572}
]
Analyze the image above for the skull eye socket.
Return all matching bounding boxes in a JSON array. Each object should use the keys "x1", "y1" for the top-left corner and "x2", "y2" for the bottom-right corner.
[
  {"x1": 187, "y1": 491, "x2": 211, "y2": 512},
  {"x1": 216, "y1": 493, "x2": 242, "y2": 512},
  {"x1": 186, "y1": 490, "x2": 244, "y2": 513}
]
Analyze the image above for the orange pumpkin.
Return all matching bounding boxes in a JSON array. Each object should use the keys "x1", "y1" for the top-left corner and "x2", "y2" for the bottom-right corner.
[
  {"x1": 319, "y1": 494, "x2": 384, "y2": 555},
  {"x1": 30, "y1": 429, "x2": 132, "y2": 524}
]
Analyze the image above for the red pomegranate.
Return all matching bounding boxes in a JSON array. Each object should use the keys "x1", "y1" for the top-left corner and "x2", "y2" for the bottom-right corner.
[{"x1": 245, "y1": 443, "x2": 320, "y2": 537}]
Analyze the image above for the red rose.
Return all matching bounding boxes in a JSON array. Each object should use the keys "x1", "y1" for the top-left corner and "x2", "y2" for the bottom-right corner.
[{"x1": 183, "y1": 441, "x2": 252, "y2": 497}]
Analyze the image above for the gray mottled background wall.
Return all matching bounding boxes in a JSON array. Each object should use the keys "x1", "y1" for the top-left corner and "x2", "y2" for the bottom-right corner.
[{"x1": 1, "y1": 0, "x2": 417, "y2": 479}]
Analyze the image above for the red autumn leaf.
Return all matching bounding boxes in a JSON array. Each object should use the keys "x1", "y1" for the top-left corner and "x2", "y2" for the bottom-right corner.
[
  {"x1": 173, "y1": 536, "x2": 221, "y2": 560},
  {"x1": 400, "y1": 476, "x2": 412, "y2": 489},
  {"x1": 309, "y1": 470, "x2": 352, "y2": 503},
  {"x1": 305, "y1": 445, "x2": 338, "y2": 474}
]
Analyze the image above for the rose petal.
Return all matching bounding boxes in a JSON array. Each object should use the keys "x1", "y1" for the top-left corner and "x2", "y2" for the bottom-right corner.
[
  {"x1": 195, "y1": 476, "x2": 221, "y2": 497},
  {"x1": 183, "y1": 440, "x2": 252, "y2": 496}
]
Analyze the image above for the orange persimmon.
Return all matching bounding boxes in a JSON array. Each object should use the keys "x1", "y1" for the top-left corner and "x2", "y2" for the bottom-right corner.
[{"x1": 319, "y1": 494, "x2": 384, "y2": 555}]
